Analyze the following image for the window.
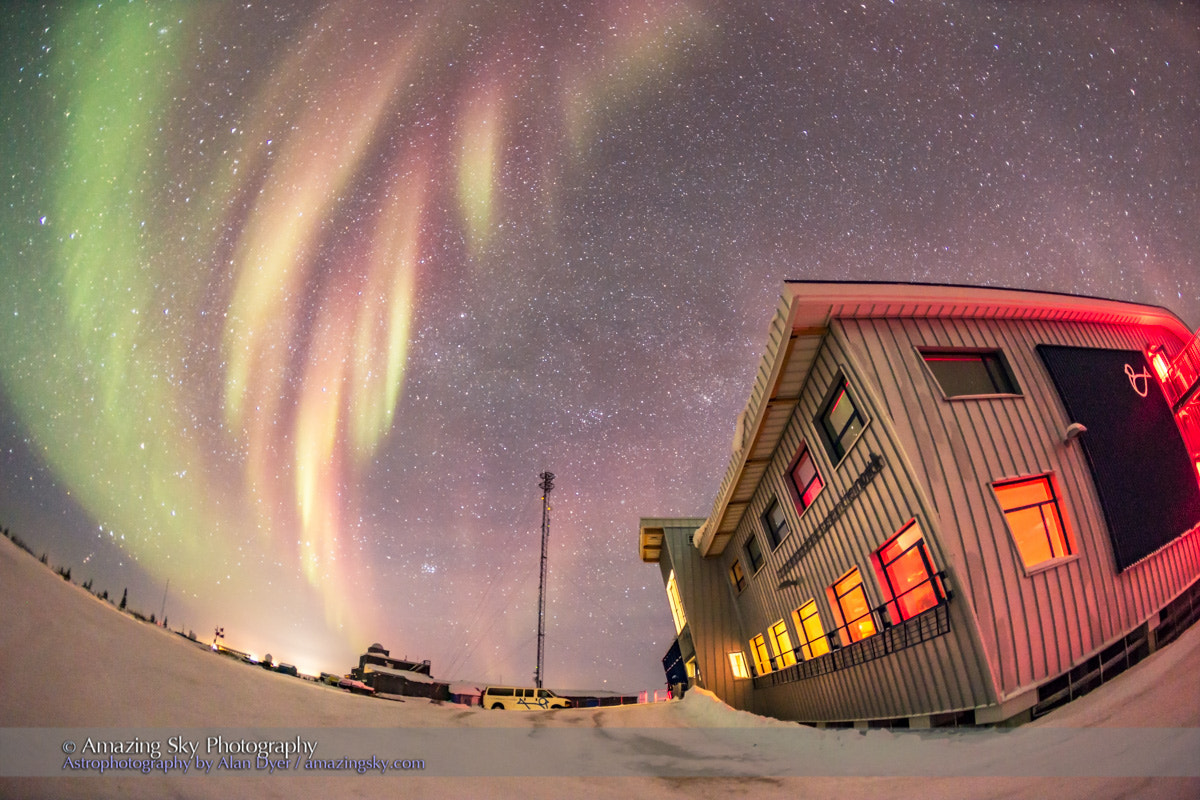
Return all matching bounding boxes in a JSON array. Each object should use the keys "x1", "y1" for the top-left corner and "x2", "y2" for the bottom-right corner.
[
  {"x1": 992, "y1": 475, "x2": 1074, "y2": 569},
  {"x1": 666, "y1": 571, "x2": 687, "y2": 634},
  {"x1": 728, "y1": 651, "x2": 751, "y2": 679},
  {"x1": 768, "y1": 619, "x2": 797, "y2": 668},
  {"x1": 744, "y1": 533, "x2": 765, "y2": 573},
  {"x1": 827, "y1": 566, "x2": 877, "y2": 645},
  {"x1": 792, "y1": 599, "x2": 831, "y2": 660},
  {"x1": 818, "y1": 379, "x2": 866, "y2": 462},
  {"x1": 921, "y1": 349, "x2": 1019, "y2": 398},
  {"x1": 750, "y1": 634, "x2": 772, "y2": 675},
  {"x1": 729, "y1": 559, "x2": 747, "y2": 593},
  {"x1": 762, "y1": 498, "x2": 790, "y2": 549},
  {"x1": 872, "y1": 520, "x2": 943, "y2": 624},
  {"x1": 788, "y1": 446, "x2": 825, "y2": 513}
]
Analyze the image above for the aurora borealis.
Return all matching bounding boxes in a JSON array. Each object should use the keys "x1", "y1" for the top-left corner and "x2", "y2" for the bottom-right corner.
[{"x1": 2, "y1": 2, "x2": 1198, "y2": 690}]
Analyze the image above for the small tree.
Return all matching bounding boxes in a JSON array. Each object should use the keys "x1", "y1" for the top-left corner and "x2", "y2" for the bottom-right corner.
[
  {"x1": 119, "y1": 588, "x2": 127, "y2": 610},
  {"x1": 101, "y1": 589, "x2": 109, "y2": 601}
]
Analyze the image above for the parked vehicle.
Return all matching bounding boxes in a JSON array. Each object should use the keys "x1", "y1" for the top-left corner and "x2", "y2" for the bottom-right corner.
[
  {"x1": 338, "y1": 677, "x2": 375, "y2": 696},
  {"x1": 481, "y1": 686, "x2": 569, "y2": 710}
]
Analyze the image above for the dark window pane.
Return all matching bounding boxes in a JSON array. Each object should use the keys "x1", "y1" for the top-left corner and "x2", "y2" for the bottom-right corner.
[
  {"x1": 762, "y1": 499, "x2": 789, "y2": 548},
  {"x1": 923, "y1": 351, "x2": 1017, "y2": 397},
  {"x1": 745, "y1": 534, "x2": 764, "y2": 572},
  {"x1": 818, "y1": 380, "x2": 865, "y2": 461}
]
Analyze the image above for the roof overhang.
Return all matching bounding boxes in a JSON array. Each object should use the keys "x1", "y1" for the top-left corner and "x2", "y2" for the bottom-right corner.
[
  {"x1": 639, "y1": 517, "x2": 708, "y2": 563},
  {"x1": 693, "y1": 280, "x2": 1194, "y2": 558}
]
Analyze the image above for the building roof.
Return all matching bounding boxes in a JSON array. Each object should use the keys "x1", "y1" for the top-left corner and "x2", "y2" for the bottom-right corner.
[
  {"x1": 639, "y1": 517, "x2": 708, "y2": 563},
  {"x1": 690, "y1": 281, "x2": 1194, "y2": 559},
  {"x1": 361, "y1": 664, "x2": 441, "y2": 684}
]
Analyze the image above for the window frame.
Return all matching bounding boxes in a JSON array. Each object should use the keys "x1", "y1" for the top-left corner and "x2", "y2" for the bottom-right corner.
[
  {"x1": 767, "y1": 618, "x2": 797, "y2": 668},
  {"x1": 871, "y1": 519, "x2": 944, "y2": 625},
  {"x1": 744, "y1": 531, "x2": 766, "y2": 574},
  {"x1": 816, "y1": 376, "x2": 868, "y2": 466},
  {"x1": 791, "y1": 599, "x2": 831, "y2": 660},
  {"x1": 918, "y1": 347, "x2": 1022, "y2": 400},
  {"x1": 827, "y1": 565, "x2": 877, "y2": 646},
  {"x1": 728, "y1": 651, "x2": 751, "y2": 680},
  {"x1": 991, "y1": 473, "x2": 1077, "y2": 574},
  {"x1": 761, "y1": 497, "x2": 790, "y2": 550},
  {"x1": 750, "y1": 633, "x2": 772, "y2": 676},
  {"x1": 666, "y1": 570, "x2": 688, "y2": 634},
  {"x1": 786, "y1": 444, "x2": 825, "y2": 517},
  {"x1": 729, "y1": 559, "x2": 747, "y2": 593}
]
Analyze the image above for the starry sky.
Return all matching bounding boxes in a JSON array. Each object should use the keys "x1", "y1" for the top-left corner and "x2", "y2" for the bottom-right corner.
[{"x1": 1, "y1": 1, "x2": 1197, "y2": 692}]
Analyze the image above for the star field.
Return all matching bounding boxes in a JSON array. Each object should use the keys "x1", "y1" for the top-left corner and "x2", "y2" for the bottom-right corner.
[{"x1": 1, "y1": 1, "x2": 1197, "y2": 690}]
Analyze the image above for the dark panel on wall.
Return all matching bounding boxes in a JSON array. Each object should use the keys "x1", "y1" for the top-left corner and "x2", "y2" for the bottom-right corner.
[
  {"x1": 1038, "y1": 345, "x2": 1200, "y2": 571},
  {"x1": 662, "y1": 640, "x2": 686, "y2": 686}
]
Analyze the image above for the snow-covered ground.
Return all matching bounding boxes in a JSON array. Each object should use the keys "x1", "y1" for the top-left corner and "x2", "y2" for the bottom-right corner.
[{"x1": 1, "y1": 535, "x2": 1198, "y2": 799}]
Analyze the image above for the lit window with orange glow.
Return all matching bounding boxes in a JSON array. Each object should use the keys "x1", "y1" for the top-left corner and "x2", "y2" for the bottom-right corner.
[
  {"x1": 768, "y1": 619, "x2": 797, "y2": 668},
  {"x1": 750, "y1": 634, "x2": 772, "y2": 676},
  {"x1": 729, "y1": 559, "x2": 747, "y2": 593},
  {"x1": 827, "y1": 566, "x2": 876, "y2": 645},
  {"x1": 666, "y1": 571, "x2": 687, "y2": 634},
  {"x1": 872, "y1": 520, "x2": 943, "y2": 625},
  {"x1": 992, "y1": 475, "x2": 1074, "y2": 569},
  {"x1": 728, "y1": 651, "x2": 751, "y2": 680},
  {"x1": 792, "y1": 599, "x2": 831, "y2": 660}
]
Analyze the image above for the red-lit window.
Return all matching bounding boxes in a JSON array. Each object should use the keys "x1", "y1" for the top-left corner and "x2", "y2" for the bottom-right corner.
[
  {"x1": 872, "y1": 520, "x2": 943, "y2": 625},
  {"x1": 788, "y1": 446, "x2": 825, "y2": 513},
  {"x1": 992, "y1": 475, "x2": 1074, "y2": 569},
  {"x1": 827, "y1": 566, "x2": 876, "y2": 646}
]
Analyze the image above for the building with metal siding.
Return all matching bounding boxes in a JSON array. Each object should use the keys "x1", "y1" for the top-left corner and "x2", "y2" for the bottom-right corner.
[{"x1": 639, "y1": 281, "x2": 1200, "y2": 726}]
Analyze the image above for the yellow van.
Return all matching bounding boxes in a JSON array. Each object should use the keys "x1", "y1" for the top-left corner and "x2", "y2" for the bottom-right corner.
[{"x1": 481, "y1": 686, "x2": 569, "y2": 710}]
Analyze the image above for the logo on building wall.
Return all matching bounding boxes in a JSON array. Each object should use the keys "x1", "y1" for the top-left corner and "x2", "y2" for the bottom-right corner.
[{"x1": 1125, "y1": 363, "x2": 1150, "y2": 398}]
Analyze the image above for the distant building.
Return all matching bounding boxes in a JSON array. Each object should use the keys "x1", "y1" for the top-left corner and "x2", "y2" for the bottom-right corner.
[
  {"x1": 350, "y1": 643, "x2": 447, "y2": 699},
  {"x1": 352, "y1": 642, "x2": 432, "y2": 677},
  {"x1": 640, "y1": 281, "x2": 1200, "y2": 726}
]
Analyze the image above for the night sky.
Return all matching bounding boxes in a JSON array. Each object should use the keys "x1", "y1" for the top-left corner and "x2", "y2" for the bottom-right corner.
[{"x1": 2, "y1": 1, "x2": 1197, "y2": 692}]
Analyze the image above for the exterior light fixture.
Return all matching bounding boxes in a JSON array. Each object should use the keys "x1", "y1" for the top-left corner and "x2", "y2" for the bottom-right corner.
[{"x1": 1148, "y1": 345, "x2": 1171, "y2": 384}]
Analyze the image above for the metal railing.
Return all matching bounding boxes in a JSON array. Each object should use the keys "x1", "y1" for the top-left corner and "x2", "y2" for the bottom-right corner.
[{"x1": 751, "y1": 571, "x2": 952, "y2": 688}]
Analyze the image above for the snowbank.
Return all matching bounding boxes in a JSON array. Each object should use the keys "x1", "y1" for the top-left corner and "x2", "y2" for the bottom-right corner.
[{"x1": 1, "y1": 535, "x2": 1198, "y2": 799}]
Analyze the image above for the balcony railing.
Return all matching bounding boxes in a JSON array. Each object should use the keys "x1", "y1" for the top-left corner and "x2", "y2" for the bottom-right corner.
[{"x1": 751, "y1": 572, "x2": 952, "y2": 689}]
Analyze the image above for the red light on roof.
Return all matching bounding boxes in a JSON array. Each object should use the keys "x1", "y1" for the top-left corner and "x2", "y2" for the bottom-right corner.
[{"x1": 1149, "y1": 347, "x2": 1170, "y2": 383}]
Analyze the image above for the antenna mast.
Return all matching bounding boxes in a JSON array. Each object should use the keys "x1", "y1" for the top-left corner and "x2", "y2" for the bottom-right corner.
[{"x1": 535, "y1": 470, "x2": 555, "y2": 688}]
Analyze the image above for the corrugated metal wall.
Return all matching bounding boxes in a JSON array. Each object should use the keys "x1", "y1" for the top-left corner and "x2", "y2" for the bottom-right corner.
[
  {"x1": 840, "y1": 315, "x2": 1200, "y2": 701},
  {"x1": 655, "y1": 520, "x2": 754, "y2": 711},
  {"x1": 721, "y1": 330, "x2": 996, "y2": 722}
]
